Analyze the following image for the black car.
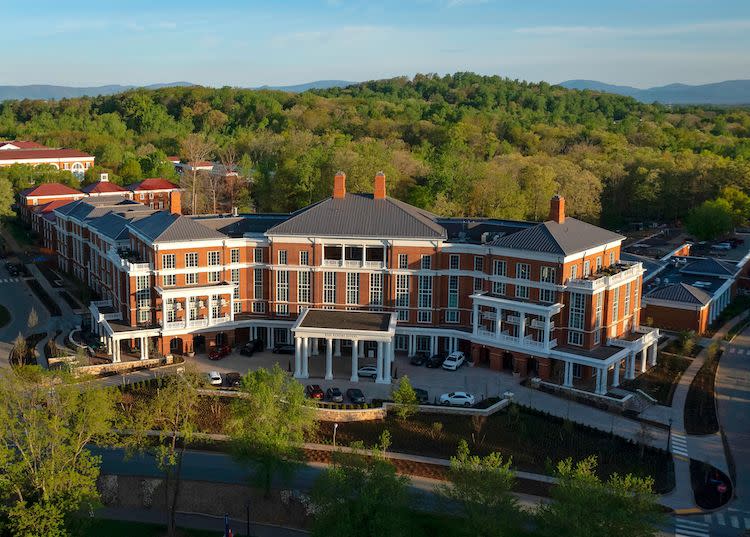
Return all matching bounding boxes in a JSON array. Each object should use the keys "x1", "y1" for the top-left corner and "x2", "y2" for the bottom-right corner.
[
  {"x1": 326, "y1": 387, "x2": 344, "y2": 403},
  {"x1": 409, "y1": 351, "x2": 429, "y2": 366},
  {"x1": 224, "y1": 372, "x2": 242, "y2": 388},
  {"x1": 414, "y1": 388, "x2": 429, "y2": 404},
  {"x1": 426, "y1": 352, "x2": 447, "y2": 368},
  {"x1": 239, "y1": 338, "x2": 264, "y2": 356},
  {"x1": 272, "y1": 343, "x2": 295, "y2": 354},
  {"x1": 346, "y1": 388, "x2": 366, "y2": 404}
]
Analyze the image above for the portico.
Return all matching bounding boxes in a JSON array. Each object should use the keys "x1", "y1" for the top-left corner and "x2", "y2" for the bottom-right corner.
[{"x1": 291, "y1": 309, "x2": 397, "y2": 384}]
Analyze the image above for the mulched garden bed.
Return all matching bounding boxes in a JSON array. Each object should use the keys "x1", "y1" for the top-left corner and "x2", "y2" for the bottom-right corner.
[
  {"x1": 684, "y1": 349, "x2": 722, "y2": 435},
  {"x1": 620, "y1": 353, "x2": 691, "y2": 406},
  {"x1": 27, "y1": 279, "x2": 61, "y2": 316},
  {"x1": 9, "y1": 332, "x2": 47, "y2": 366},
  {"x1": 661, "y1": 341, "x2": 702, "y2": 358}
]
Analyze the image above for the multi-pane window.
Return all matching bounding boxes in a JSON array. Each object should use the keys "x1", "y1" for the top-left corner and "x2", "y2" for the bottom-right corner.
[
  {"x1": 446, "y1": 310, "x2": 458, "y2": 323},
  {"x1": 276, "y1": 303, "x2": 289, "y2": 316},
  {"x1": 624, "y1": 282, "x2": 631, "y2": 315},
  {"x1": 234, "y1": 301, "x2": 242, "y2": 314},
  {"x1": 323, "y1": 272, "x2": 336, "y2": 304},
  {"x1": 609, "y1": 252, "x2": 615, "y2": 265},
  {"x1": 276, "y1": 270, "x2": 289, "y2": 302},
  {"x1": 492, "y1": 281, "x2": 506, "y2": 295},
  {"x1": 230, "y1": 249, "x2": 240, "y2": 263},
  {"x1": 278, "y1": 250, "x2": 287, "y2": 265},
  {"x1": 346, "y1": 273, "x2": 359, "y2": 305},
  {"x1": 449, "y1": 254, "x2": 460, "y2": 270},
  {"x1": 418, "y1": 310, "x2": 432, "y2": 323},
  {"x1": 166, "y1": 298, "x2": 177, "y2": 322},
  {"x1": 474, "y1": 256, "x2": 484, "y2": 272},
  {"x1": 254, "y1": 248, "x2": 263, "y2": 263},
  {"x1": 596, "y1": 257, "x2": 603, "y2": 271},
  {"x1": 208, "y1": 251, "x2": 221, "y2": 266},
  {"x1": 515, "y1": 285, "x2": 529, "y2": 299},
  {"x1": 447, "y1": 275, "x2": 459, "y2": 323},
  {"x1": 162, "y1": 254, "x2": 175, "y2": 269},
  {"x1": 398, "y1": 254, "x2": 408, "y2": 269},
  {"x1": 208, "y1": 271, "x2": 221, "y2": 283},
  {"x1": 138, "y1": 310, "x2": 150, "y2": 324},
  {"x1": 612, "y1": 287, "x2": 620, "y2": 323},
  {"x1": 594, "y1": 292, "x2": 603, "y2": 344},
  {"x1": 162, "y1": 274, "x2": 176, "y2": 286},
  {"x1": 369, "y1": 273, "x2": 383, "y2": 306},
  {"x1": 252, "y1": 301, "x2": 266, "y2": 313},
  {"x1": 211, "y1": 294, "x2": 220, "y2": 319},
  {"x1": 569, "y1": 292, "x2": 586, "y2": 330},
  {"x1": 539, "y1": 289, "x2": 555, "y2": 303},
  {"x1": 516, "y1": 263, "x2": 530, "y2": 280},
  {"x1": 473, "y1": 277, "x2": 483, "y2": 291},
  {"x1": 493, "y1": 259, "x2": 506, "y2": 276},
  {"x1": 540, "y1": 266, "x2": 556, "y2": 284},
  {"x1": 583, "y1": 260, "x2": 591, "y2": 277},
  {"x1": 185, "y1": 252, "x2": 198, "y2": 267},
  {"x1": 421, "y1": 255, "x2": 432, "y2": 270},
  {"x1": 231, "y1": 269, "x2": 240, "y2": 299},
  {"x1": 300, "y1": 251, "x2": 309, "y2": 266},
  {"x1": 418, "y1": 275, "x2": 432, "y2": 309},
  {"x1": 396, "y1": 274, "x2": 410, "y2": 321},
  {"x1": 136, "y1": 275, "x2": 150, "y2": 309},
  {"x1": 298, "y1": 271, "x2": 311, "y2": 303},
  {"x1": 568, "y1": 331, "x2": 583, "y2": 346},
  {"x1": 254, "y1": 268, "x2": 263, "y2": 299},
  {"x1": 570, "y1": 264, "x2": 578, "y2": 280}
]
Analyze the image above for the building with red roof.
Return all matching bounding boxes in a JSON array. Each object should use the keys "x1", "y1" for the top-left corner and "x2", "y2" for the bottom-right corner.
[
  {"x1": 0, "y1": 145, "x2": 95, "y2": 179},
  {"x1": 127, "y1": 177, "x2": 182, "y2": 211},
  {"x1": 18, "y1": 182, "x2": 86, "y2": 223},
  {"x1": 0, "y1": 140, "x2": 48, "y2": 150},
  {"x1": 81, "y1": 175, "x2": 128, "y2": 196}
]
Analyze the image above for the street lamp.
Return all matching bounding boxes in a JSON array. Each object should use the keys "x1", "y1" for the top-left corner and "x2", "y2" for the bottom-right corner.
[{"x1": 333, "y1": 423, "x2": 339, "y2": 448}]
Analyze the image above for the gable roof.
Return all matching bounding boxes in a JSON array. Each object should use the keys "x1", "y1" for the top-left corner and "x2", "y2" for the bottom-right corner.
[
  {"x1": 647, "y1": 282, "x2": 711, "y2": 305},
  {"x1": 128, "y1": 212, "x2": 226, "y2": 243},
  {"x1": 0, "y1": 148, "x2": 93, "y2": 161},
  {"x1": 81, "y1": 181, "x2": 127, "y2": 194},
  {"x1": 267, "y1": 194, "x2": 446, "y2": 239},
  {"x1": 19, "y1": 182, "x2": 82, "y2": 198},
  {"x1": 32, "y1": 199, "x2": 74, "y2": 215},
  {"x1": 680, "y1": 257, "x2": 737, "y2": 277},
  {"x1": 127, "y1": 178, "x2": 180, "y2": 191},
  {"x1": 490, "y1": 218, "x2": 624, "y2": 256},
  {"x1": 0, "y1": 140, "x2": 47, "y2": 150}
]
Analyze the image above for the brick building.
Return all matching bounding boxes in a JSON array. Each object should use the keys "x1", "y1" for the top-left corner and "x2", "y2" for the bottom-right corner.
[
  {"x1": 0, "y1": 141, "x2": 94, "y2": 178},
  {"x1": 55, "y1": 172, "x2": 659, "y2": 395}
]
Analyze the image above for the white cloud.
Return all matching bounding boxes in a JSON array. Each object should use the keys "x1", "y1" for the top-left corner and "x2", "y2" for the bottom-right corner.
[{"x1": 514, "y1": 20, "x2": 750, "y2": 37}]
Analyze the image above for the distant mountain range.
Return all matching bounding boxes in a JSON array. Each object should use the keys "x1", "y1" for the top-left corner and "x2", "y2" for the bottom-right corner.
[
  {"x1": 0, "y1": 80, "x2": 355, "y2": 101},
  {"x1": 559, "y1": 79, "x2": 750, "y2": 105}
]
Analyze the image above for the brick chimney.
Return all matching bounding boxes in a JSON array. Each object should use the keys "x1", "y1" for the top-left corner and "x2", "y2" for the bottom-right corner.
[
  {"x1": 549, "y1": 195, "x2": 565, "y2": 224},
  {"x1": 374, "y1": 171, "x2": 386, "y2": 199},
  {"x1": 333, "y1": 171, "x2": 346, "y2": 199},
  {"x1": 169, "y1": 190, "x2": 182, "y2": 215}
]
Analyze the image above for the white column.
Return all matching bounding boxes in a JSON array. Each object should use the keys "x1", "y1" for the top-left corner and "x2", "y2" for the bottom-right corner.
[
  {"x1": 519, "y1": 311, "x2": 526, "y2": 343},
  {"x1": 358, "y1": 340, "x2": 364, "y2": 357},
  {"x1": 640, "y1": 347, "x2": 647, "y2": 373},
  {"x1": 106, "y1": 337, "x2": 112, "y2": 356},
  {"x1": 648, "y1": 343, "x2": 657, "y2": 367},
  {"x1": 472, "y1": 302, "x2": 479, "y2": 335},
  {"x1": 595, "y1": 368, "x2": 606, "y2": 395},
  {"x1": 229, "y1": 293, "x2": 235, "y2": 322},
  {"x1": 376, "y1": 341, "x2": 385, "y2": 383},
  {"x1": 207, "y1": 295, "x2": 213, "y2": 323},
  {"x1": 162, "y1": 300, "x2": 168, "y2": 328},
  {"x1": 495, "y1": 307, "x2": 502, "y2": 336},
  {"x1": 385, "y1": 340, "x2": 393, "y2": 383},
  {"x1": 543, "y1": 314, "x2": 551, "y2": 351},
  {"x1": 334, "y1": 338, "x2": 341, "y2": 357},
  {"x1": 625, "y1": 351, "x2": 636, "y2": 379},
  {"x1": 140, "y1": 336, "x2": 148, "y2": 360},
  {"x1": 251, "y1": 326, "x2": 257, "y2": 340},
  {"x1": 311, "y1": 338, "x2": 319, "y2": 355},
  {"x1": 430, "y1": 335, "x2": 436, "y2": 356},
  {"x1": 612, "y1": 360, "x2": 621, "y2": 387},
  {"x1": 563, "y1": 361, "x2": 573, "y2": 387},
  {"x1": 325, "y1": 338, "x2": 333, "y2": 380},
  {"x1": 350, "y1": 339, "x2": 359, "y2": 382},
  {"x1": 294, "y1": 337, "x2": 302, "y2": 378},
  {"x1": 301, "y1": 337, "x2": 309, "y2": 378},
  {"x1": 268, "y1": 328, "x2": 275, "y2": 350},
  {"x1": 408, "y1": 334, "x2": 415, "y2": 356}
]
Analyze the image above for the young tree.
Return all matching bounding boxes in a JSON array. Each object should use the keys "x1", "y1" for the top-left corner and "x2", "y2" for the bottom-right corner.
[
  {"x1": 311, "y1": 435, "x2": 410, "y2": 537},
  {"x1": 27, "y1": 307, "x2": 38, "y2": 330},
  {"x1": 391, "y1": 375, "x2": 418, "y2": 420},
  {"x1": 179, "y1": 134, "x2": 215, "y2": 214},
  {"x1": 0, "y1": 367, "x2": 118, "y2": 536},
  {"x1": 227, "y1": 364, "x2": 315, "y2": 498},
  {"x1": 536, "y1": 456, "x2": 664, "y2": 537},
  {"x1": 128, "y1": 369, "x2": 204, "y2": 537},
  {"x1": 11, "y1": 332, "x2": 27, "y2": 366},
  {"x1": 439, "y1": 439, "x2": 521, "y2": 537},
  {"x1": 686, "y1": 199, "x2": 734, "y2": 241}
]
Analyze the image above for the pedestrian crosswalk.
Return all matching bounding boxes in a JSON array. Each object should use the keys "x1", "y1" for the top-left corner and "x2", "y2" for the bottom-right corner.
[
  {"x1": 0, "y1": 277, "x2": 20, "y2": 283},
  {"x1": 701, "y1": 509, "x2": 750, "y2": 530},
  {"x1": 671, "y1": 432, "x2": 689, "y2": 459},
  {"x1": 675, "y1": 518, "x2": 710, "y2": 537}
]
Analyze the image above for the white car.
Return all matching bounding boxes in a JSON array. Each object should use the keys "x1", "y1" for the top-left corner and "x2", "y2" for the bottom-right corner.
[
  {"x1": 441, "y1": 351, "x2": 466, "y2": 371},
  {"x1": 439, "y1": 391, "x2": 475, "y2": 407},
  {"x1": 357, "y1": 365, "x2": 378, "y2": 379},
  {"x1": 208, "y1": 371, "x2": 222, "y2": 386}
]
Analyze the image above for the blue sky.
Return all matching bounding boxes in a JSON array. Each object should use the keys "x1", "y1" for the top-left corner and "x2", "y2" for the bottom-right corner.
[{"x1": 2, "y1": 0, "x2": 749, "y2": 87}]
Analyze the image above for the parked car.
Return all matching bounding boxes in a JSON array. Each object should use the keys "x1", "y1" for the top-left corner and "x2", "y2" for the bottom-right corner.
[
  {"x1": 272, "y1": 343, "x2": 295, "y2": 354},
  {"x1": 346, "y1": 388, "x2": 366, "y2": 404},
  {"x1": 441, "y1": 351, "x2": 466, "y2": 371},
  {"x1": 414, "y1": 388, "x2": 429, "y2": 404},
  {"x1": 208, "y1": 371, "x2": 222, "y2": 386},
  {"x1": 409, "y1": 351, "x2": 429, "y2": 366},
  {"x1": 439, "y1": 391, "x2": 475, "y2": 407},
  {"x1": 239, "y1": 338, "x2": 264, "y2": 356},
  {"x1": 426, "y1": 352, "x2": 447, "y2": 368},
  {"x1": 357, "y1": 365, "x2": 378, "y2": 379},
  {"x1": 224, "y1": 372, "x2": 242, "y2": 388},
  {"x1": 305, "y1": 384, "x2": 324, "y2": 399},
  {"x1": 326, "y1": 387, "x2": 344, "y2": 403},
  {"x1": 208, "y1": 344, "x2": 231, "y2": 360},
  {"x1": 712, "y1": 242, "x2": 732, "y2": 250}
]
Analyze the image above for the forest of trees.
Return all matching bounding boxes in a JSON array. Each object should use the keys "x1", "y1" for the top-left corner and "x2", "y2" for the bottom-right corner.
[{"x1": 1, "y1": 72, "x2": 749, "y2": 228}]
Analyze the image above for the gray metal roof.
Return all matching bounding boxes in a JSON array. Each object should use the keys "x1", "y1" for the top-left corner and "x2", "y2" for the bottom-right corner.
[
  {"x1": 680, "y1": 257, "x2": 737, "y2": 277},
  {"x1": 299, "y1": 309, "x2": 392, "y2": 332},
  {"x1": 647, "y1": 283, "x2": 711, "y2": 305},
  {"x1": 490, "y1": 218, "x2": 624, "y2": 256},
  {"x1": 267, "y1": 194, "x2": 446, "y2": 239},
  {"x1": 128, "y1": 212, "x2": 226, "y2": 243},
  {"x1": 191, "y1": 214, "x2": 290, "y2": 237}
]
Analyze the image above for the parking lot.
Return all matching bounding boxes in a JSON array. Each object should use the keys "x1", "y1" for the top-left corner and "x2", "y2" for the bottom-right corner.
[{"x1": 190, "y1": 347, "x2": 520, "y2": 405}]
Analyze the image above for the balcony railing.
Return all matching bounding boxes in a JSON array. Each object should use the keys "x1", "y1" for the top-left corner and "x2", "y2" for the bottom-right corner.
[
  {"x1": 567, "y1": 262, "x2": 641, "y2": 291},
  {"x1": 475, "y1": 328, "x2": 557, "y2": 350}
]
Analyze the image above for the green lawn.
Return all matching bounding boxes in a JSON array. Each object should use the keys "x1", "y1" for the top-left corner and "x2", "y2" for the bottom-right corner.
[
  {"x1": 1, "y1": 217, "x2": 35, "y2": 249},
  {"x1": 83, "y1": 518, "x2": 219, "y2": 537},
  {"x1": 0, "y1": 304, "x2": 10, "y2": 329}
]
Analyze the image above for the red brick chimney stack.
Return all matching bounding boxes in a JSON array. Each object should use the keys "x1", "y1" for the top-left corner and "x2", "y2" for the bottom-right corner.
[
  {"x1": 333, "y1": 171, "x2": 346, "y2": 199},
  {"x1": 169, "y1": 190, "x2": 182, "y2": 215},
  {"x1": 374, "y1": 171, "x2": 387, "y2": 199},
  {"x1": 549, "y1": 195, "x2": 565, "y2": 224}
]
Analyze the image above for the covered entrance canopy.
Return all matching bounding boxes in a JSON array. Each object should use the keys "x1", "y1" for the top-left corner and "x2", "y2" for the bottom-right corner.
[{"x1": 291, "y1": 309, "x2": 397, "y2": 383}]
